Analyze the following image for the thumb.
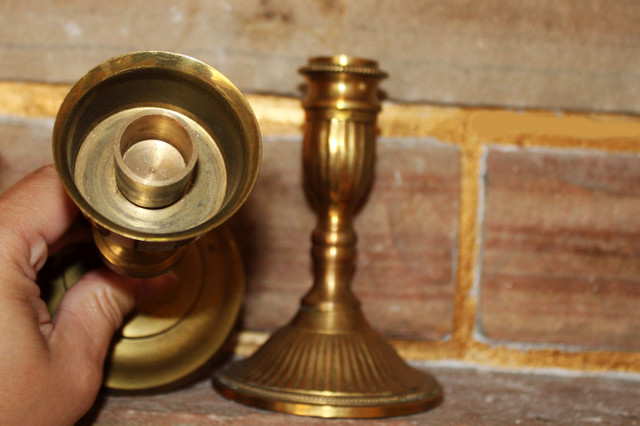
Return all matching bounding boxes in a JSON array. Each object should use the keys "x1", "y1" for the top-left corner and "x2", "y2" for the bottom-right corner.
[{"x1": 47, "y1": 268, "x2": 176, "y2": 392}]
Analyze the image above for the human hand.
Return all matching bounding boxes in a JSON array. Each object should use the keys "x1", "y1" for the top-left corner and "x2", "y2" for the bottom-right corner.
[{"x1": 0, "y1": 165, "x2": 174, "y2": 425}]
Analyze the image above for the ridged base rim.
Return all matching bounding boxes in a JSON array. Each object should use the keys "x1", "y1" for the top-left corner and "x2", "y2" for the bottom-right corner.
[
  {"x1": 213, "y1": 320, "x2": 443, "y2": 418},
  {"x1": 214, "y1": 368, "x2": 442, "y2": 418}
]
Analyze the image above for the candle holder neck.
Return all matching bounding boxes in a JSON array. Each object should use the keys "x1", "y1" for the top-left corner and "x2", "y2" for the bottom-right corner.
[{"x1": 301, "y1": 208, "x2": 360, "y2": 312}]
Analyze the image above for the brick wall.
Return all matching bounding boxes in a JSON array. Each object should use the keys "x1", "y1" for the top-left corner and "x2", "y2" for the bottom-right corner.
[
  {"x1": 1, "y1": 0, "x2": 639, "y2": 374},
  {"x1": 235, "y1": 101, "x2": 640, "y2": 373}
]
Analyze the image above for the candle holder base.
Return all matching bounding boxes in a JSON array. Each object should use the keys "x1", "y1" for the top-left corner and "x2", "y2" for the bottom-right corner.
[
  {"x1": 45, "y1": 227, "x2": 244, "y2": 390},
  {"x1": 214, "y1": 308, "x2": 442, "y2": 418}
]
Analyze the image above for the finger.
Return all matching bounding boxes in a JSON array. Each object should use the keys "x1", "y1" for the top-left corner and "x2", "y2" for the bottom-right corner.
[
  {"x1": 48, "y1": 215, "x2": 93, "y2": 256},
  {"x1": 0, "y1": 165, "x2": 77, "y2": 283},
  {"x1": 47, "y1": 268, "x2": 177, "y2": 382}
]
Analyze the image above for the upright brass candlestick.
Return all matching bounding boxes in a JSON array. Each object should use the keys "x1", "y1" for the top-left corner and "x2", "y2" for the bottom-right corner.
[{"x1": 215, "y1": 56, "x2": 442, "y2": 418}]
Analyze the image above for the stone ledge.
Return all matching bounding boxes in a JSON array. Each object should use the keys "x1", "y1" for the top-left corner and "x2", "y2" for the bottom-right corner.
[{"x1": 81, "y1": 364, "x2": 640, "y2": 425}]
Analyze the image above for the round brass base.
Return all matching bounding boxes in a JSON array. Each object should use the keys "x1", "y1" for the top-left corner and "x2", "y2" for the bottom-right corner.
[
  {"x1": 44, "y1": 226, "x2": 243, "y2": 390},
  {"x1": 214, "y1": 313, "x2": 443, "y2": 418}
]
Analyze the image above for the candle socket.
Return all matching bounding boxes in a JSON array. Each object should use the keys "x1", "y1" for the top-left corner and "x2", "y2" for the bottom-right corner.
[{"x1": 114, "y1": 112, "x2": 198, "y2": 209}]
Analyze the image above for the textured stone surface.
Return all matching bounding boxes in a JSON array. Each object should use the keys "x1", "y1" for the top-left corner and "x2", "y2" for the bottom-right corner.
[
  {"x1": 81, "y1": 365, "x2": 640, "y2": 425},
  {"x1": 479, "y1": 147, "x2": 640, "y2": 350},
  {"x1": 232, "y1": 137, "x2": 460, "y2": 340},
  {"x1": 1, "y1": 0, "x2": 640, "y2": 112},
  {"x1": 0, "y1": 117, "x2": 53, "y2": 192}
]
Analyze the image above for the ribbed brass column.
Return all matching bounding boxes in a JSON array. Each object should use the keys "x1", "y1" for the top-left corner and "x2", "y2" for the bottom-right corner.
[{"x1": 214, "y1": 56, "x2": 442, "y2": 418}]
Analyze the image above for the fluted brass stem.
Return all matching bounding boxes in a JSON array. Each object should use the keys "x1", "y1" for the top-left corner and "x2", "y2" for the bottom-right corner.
[{"x1": 215, "y1": 56, "x2": 442, "y2": 418}]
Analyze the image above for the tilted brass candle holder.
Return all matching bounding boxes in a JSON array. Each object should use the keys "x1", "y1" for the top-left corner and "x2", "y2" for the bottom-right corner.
[
  {"x1": 46, "y1": 51, "x2": 261, "y2": 390},
  {"x1": 215, "y1": 56, "x2": 442, "y2": 418}
]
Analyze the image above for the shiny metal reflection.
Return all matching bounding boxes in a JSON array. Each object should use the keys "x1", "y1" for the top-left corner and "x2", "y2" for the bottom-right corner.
[
  {"x1": 49, "y1": 51, "x2": 261, "y2": 390},
  {"x1": 215, "y1": 56, "x2": 442, "y2": 418}
]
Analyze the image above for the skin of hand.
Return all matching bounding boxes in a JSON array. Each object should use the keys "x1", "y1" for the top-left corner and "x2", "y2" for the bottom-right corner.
[{"x1": 0, "y1": 165, "x2": 174, "y2": 425}]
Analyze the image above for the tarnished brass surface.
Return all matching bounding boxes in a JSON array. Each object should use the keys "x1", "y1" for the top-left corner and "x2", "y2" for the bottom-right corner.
[
  {"x1": 53, "y1": 51, "x2": 261, "y2": 277},
  {"x1": 215, "y1": 56, "x2": 442, "y2": 418},
  {"x1": 50, "y1": 51, "x2": 260, "y2": 389},
  {"x1": 45, "y1": 227, "x2": 243, "y2": 390}
]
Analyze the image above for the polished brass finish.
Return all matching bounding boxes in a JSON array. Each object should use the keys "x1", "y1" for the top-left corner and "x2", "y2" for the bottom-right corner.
[
  {"x1": 114, "y1": 111, "x2": 198, "y2": 209},
  {"x1": 215, "y1": 56, "x2": 442, "y2": 418},
  {"x1": 53, "y1": 51, "x2": 261, "y2": 277},
  {"x1": 50, "y1": 51, "x2": 261, "y2": 389},
  {"x1": 46, "y1": 227, "x2": 243, "y2": 390}
]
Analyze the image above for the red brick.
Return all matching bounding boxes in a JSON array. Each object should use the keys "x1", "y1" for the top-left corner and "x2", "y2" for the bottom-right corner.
[
  {"x1": 479, "y1": 148, "x2": 640, "y2": 350},
  {"x1": 233, "y1": 138, "x2": 459, "y2": 340}
]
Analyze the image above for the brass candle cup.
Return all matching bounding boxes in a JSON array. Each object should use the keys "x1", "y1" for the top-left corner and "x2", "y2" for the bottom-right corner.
[
  {"x1": 48, "y1": 51, "x2": 261, "y2": 390},
  {"x1": 54, "y1": 51, "x2": 261, "y2": 278},
  {"x1": 215, "y1": 56, "x2": 442, "y2": 418}
]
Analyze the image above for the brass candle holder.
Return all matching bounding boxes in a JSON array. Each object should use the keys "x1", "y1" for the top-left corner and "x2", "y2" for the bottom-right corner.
[
  {"x1": 47, "y1": 51, "x2": 261, "y2": 390},
  {"x1": 215, "y1": 56, "x2": 442, "y2": 418}
]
